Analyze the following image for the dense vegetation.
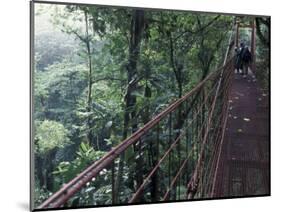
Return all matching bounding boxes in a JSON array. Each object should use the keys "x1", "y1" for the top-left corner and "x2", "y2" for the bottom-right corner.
[
  {"x1": 33, "y1": 3, "x2": 269, "y2": 207},
  {"x1": 255, "y1": 17, "x2": 270, "y2": 89}
]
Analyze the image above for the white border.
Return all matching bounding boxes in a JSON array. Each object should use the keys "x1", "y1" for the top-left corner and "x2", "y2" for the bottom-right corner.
[{"x1": 1, "y1": 0, "x2": 280, "y2": 211}]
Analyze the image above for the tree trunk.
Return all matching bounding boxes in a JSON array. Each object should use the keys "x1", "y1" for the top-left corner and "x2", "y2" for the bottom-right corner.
[
  {"x1": 114, "y1": 9, "x2": 145, "y2": 203},
  {"x1": 84, "y1": 11, "x2": 94, "y2": 146},
  {"x1": 45, "y1": 149, "x2": 57, "y2": 191},
  {"x1": 35, "y1": 155, "x2": 44, "y2": 187}
]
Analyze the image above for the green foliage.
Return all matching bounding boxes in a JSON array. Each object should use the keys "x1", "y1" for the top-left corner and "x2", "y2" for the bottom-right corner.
[
  {"x1": 35, "y1": 120, "x2": 71, "y2": 154},
  {"x1": 53, "y1": 142, "x2": 104, "y2": 185},
  {"x1": 255, "y1": 17, "x2": 270, "y2": 90},
  {"x1": 34, "y1": 182, "x2": 52, "y2": 207}
]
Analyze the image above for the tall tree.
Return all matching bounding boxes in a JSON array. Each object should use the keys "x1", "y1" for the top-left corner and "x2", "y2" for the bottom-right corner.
[
  {"x1": 255, "y1": 17, "x2": 270, "y2": 47},
  {"x1": 114, "y1": 9, "x2": 145, "y2": 203}
]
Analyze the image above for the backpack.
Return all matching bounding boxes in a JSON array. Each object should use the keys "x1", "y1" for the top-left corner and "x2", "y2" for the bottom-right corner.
[{"x1": 242, "y1": 47, "x2": 252, "y2": 63}]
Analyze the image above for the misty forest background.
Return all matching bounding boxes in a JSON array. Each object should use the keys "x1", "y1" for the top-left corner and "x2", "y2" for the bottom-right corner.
[{"x1": 33, "y1": 3, "x2": 269, "y2": 207}]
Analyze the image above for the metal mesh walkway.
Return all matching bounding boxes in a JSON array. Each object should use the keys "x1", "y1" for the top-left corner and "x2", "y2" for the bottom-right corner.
[{"x1": 212, "y1": 71, "x2": 269, "y2": 197}]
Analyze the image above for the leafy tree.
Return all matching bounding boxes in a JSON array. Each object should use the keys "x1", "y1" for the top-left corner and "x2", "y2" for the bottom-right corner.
[
  {"x1": 35, "y1": 120, "x2": 71, "y2": 153},
  {"x1": 255, "y1": 17, "x2": 270, "y2": 89},
  {"x1": 35, "y1": 120, "x2": 71, "y2": 191},
  {"x1": 53, "y1": 142, "x2": 104, "y2": 188}
]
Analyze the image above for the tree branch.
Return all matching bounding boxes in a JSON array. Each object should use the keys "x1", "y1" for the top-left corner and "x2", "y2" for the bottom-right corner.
[
  {"x1": 168, "y1": 32, "x2": 180, "y2": 84},
  {"x1": 175, "y1": 15, "x2": 221, "y2": 41},
  {"x1": 93, "y1": 77, "x2": 123, "y2": 83}
]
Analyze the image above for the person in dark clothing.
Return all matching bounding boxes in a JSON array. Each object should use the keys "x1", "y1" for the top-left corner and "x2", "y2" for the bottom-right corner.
[
  {"x1": 240, "y1": 45, "x2": 252, "y2": 78},
  {"x1": 234, "y1": 46, "x2": 242, "y2": 74}
]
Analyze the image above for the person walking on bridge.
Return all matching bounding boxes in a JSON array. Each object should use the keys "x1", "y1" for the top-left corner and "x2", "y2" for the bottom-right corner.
[
  {"x1": 234, "y1": 46, "x2": 242, "y2": 74},
  {"x1": 240, "y1": 43, "x2": 252, "y2": 78}
]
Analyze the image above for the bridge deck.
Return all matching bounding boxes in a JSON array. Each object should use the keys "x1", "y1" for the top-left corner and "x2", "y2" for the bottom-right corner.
[{"x1": 214, "y1": 71, "x2": 270, "y2": 197}]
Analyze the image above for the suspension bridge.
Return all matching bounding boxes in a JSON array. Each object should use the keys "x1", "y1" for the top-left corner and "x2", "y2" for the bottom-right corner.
[{"x1": 36, "y1": 19, "x2": 269, "y2": 210}]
